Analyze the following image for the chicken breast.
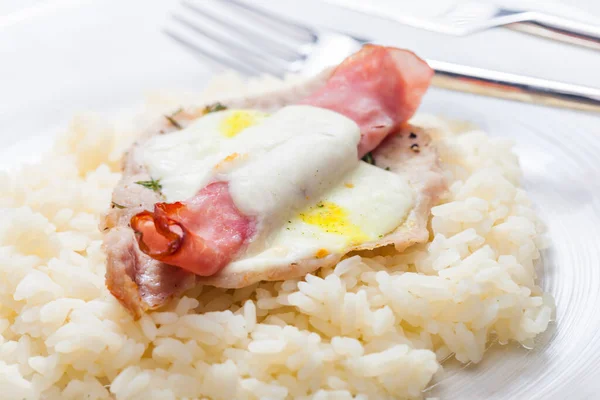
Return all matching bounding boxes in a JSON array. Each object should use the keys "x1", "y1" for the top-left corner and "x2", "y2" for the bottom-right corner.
[{"x1": 103, "y1": 45, "x2": 445, "y2": 318}]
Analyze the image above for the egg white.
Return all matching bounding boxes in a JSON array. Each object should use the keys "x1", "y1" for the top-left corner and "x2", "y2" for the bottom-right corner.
[{"x1": 140, "y1": 105, "x2": 415, "y2": 270}]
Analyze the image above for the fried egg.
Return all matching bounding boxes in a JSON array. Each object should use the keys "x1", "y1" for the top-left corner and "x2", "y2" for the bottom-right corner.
[{"x1": 141, "y1": 105, "x2": 415, "y2": 271}]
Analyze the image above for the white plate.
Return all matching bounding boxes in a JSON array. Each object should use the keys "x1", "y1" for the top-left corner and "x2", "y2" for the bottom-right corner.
[
  {"x1": 2, "y1": 1, "x2": 600, "y2": 399},
  {"x1": 421, "y1": 92, "x2": 600, "y2": 399}
]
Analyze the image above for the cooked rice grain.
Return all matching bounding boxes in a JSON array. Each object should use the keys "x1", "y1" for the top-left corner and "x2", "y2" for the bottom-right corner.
[{"x1": 0, "y1": 75, "x2": 554, "y2": 400}]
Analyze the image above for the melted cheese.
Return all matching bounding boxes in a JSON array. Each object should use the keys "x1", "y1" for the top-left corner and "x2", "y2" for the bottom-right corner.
[
  {"x1": 227, "y1": 162, "x2": 414, "y2": 272},
  {"x1": 140, "y1": 105, "x2": 415, "y2": 271},
  {"x1": 141, "y1": 106, "x2": 359, "y2": 206}
]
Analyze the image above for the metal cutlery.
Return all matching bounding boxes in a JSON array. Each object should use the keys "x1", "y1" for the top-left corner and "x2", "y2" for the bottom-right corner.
[
  {"x1": 325, "y1": 0, "x2": 600, "y2": 51},
  {"x1": 164, "y1": 0, "x2": 600, "y2": 113}
]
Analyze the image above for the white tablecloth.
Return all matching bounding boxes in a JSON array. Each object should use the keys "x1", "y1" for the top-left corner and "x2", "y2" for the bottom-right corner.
[
  {"x1": 2, "y1": 0, "x2": 600, "y2": 18},
  {"x1": 8, "y1": 0, "x2": 590, "y2": 85},
  {"x1": 2, "y1": 0, "x2": 600, "y2": 89},
  {"x1": 1, "y1": 0, "x2": 598, "y2": 141}
]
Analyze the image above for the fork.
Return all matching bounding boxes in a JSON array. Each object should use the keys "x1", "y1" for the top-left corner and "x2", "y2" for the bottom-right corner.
[
  {"x1": 325, "y1": 0, "x2": 600, "y2": 51},
  {"x1": 164, "y1": 0, "x2": 600, "y2": 113}
]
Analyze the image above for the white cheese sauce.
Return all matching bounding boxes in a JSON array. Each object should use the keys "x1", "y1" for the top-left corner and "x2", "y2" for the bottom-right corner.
[
  {"x1": 140, "y1": 105, "x2": 415, "y2": 268},
  {"x1": 227, "y1": 162, "x2": 414, "y2": 274}
]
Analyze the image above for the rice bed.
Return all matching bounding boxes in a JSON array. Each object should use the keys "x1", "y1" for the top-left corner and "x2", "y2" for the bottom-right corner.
[{"x1": 0, "y1": 74, "x2": 554, "y2": 400}]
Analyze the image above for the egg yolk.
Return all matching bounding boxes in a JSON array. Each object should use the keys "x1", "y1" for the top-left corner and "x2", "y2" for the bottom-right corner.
[
  {"x1": 300, "y1": 201, "x2": 369, "y2": 244},
  {"x1": 214, "y1": 152, "x2": 246, "y2": 170},
  {"x1": 219, "y1": 111, "x2": 264, "y2": 138},
  {"x1": 315, "y1": 248, "x2": 330, "y2": 258}
]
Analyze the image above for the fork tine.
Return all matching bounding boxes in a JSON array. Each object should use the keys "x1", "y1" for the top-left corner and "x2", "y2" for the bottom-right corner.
[
  {"x1": 163, "y1": 28, "x2": 261, "y2": 76},
  {"x1": 182, "y1": 1, "x2": 306, "y2": 62},
  {"x1": 171, "y1": 14, "x2": 288, "y2": 77},
  {"x1": 221, "y1": 0, "x2": 318, "y2": 43}
]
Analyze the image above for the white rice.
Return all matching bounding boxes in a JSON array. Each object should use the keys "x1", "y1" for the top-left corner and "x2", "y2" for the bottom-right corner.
[{"x1": 0, "y1": 73, "x2": 554, "y2": 400}]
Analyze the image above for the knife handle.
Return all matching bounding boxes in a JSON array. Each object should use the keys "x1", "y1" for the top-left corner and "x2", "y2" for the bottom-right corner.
[
  {"x1": 428, "y1": 59, "x2": 600, "y2": 113},
  {"x1": 508, "y1": 12, "x2": 600, "y2": 51}
]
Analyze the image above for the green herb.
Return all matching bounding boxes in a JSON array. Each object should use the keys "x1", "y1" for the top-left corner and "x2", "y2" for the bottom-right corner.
[
  {"x1": 164, "y1": 108, "x2": 184, "y2": 129},
  {"x1": 164, "y1": 115, "x2": 182, "y2": 130},
  {"x1": 111, "y1": 201, "x2": 125, "y2": 209},
  {"x1": 203, "y1": 102, "x2": 228, "y2": 114},
  {"x1": 361, "y1": 152, "x2": 375, "y2": 165},
  {"x1": 317, "y1": 202, "x2": 325, "y2": 208},
  {"x1": 135, "y1": 178, "x2": 162, "y2": 193},
  {"x1": 385, "y1": 167, "x2": 391, "y2": 171}
]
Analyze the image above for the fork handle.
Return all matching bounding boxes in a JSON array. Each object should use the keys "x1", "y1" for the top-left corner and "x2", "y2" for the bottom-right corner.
[
  {"x1": 428, "y1": 59, "x2": 600, "y2": 113},
  {"x1": 509, "y1": 12, "x2": 600, "y2": 51}
]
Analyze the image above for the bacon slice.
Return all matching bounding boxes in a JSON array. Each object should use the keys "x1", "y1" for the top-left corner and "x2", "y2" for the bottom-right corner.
[
  {"x1": 301, "y1": 45, "x2": 433, "y2": 157},
  {"x1": 130, "y1": 45, "x2": 433, "y2": 276},
  {"x1": 130, "y1": 182, "x2": 254, "y2": 275}
]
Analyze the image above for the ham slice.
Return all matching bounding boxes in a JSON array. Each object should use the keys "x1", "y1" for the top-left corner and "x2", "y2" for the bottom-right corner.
[
  {"x1": 130, "y1": 182, "x2": 255, "y2": 276},
  {"x1": 301, "y1": 44, "x2": 433, "y2": 157},
  {"x1": 129, "y1": 45, "x2": 433, "y2": 276}
]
